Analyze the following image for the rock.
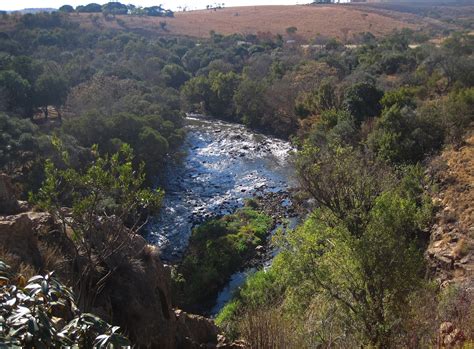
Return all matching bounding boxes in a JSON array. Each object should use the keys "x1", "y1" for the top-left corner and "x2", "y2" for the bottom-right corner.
[
  {"x1": 426, "y1": 131, "x2": 474, "y2": 285},
  {"x1": 439, "y1": 322, "x2": 465, "y2": 347},
  {"x1": 0, "y1": 213, "x2": 42, "y2": 268},
  {"x1": 175, "y1": 309, "x2": 219, "y2": 348},
  {"x1": 231, "y1": 134, "x2": 243, "y2": 141},
  {"x1": 439, "y1": 322, "x2": 454, "y2": 334},
  {"x1": 0, "y1": 206, "x2": 224, "y2": 349},
  {"x1": 0, "y1": 174, "x2": 21, "y2": 215},
  {"x1": 217, "y1": 339, "x2": 250, "y2": 348}
]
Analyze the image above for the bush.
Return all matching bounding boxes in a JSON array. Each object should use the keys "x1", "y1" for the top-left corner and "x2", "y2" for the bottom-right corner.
[
  {"x1": 173, "y1": 207, "x2": 272, "y2": 310},
  {"x1": 343, "y1": 81, "x2": 384, "y2": 125},
  {"x1": 367, "y1": 105, "x2": 444, "y2": 164},
  {"x1": 0, "y1": 260, "x2": 130, "y2": 348}
]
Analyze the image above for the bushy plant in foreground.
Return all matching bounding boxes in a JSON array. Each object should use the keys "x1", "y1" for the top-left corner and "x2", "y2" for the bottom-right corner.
[{"x1": 0, "y1": 260, "x2": 130, "y2": 348}]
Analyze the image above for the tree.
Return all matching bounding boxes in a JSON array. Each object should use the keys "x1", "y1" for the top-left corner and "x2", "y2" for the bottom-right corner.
[
  {"x1": 233, "y1": 78, "x2": 267, "y2": 128},
  {"x1": 32, "y1": 143, "x2": 163, "y2": 310},
  {"x1": 0, "y1": 114, "x2": 40, "y2": 173},
  {"x1": 286, "y1": 26, "x2": 298, "y2": 35},
  {"x1": 33, "y1": 73, "x2": 68, "y2": 119},
  {"x1": 58, "y1": 4, "x2": 75, "y2": 13},
  {"x1": 276, "y1": 158, "x2": 431, "y2": 347},
  {"x1": 277, "y1": 186, "x2": 428, "y2": 347},
  {"x1": 208, "y1": 70, "x2": 241, "y2": 120},
  {"x1": 102, "y1": 2, "x2": 128, "y2": 15},
  {"x1": 0, "y1": 70, "x2": 31, "y2": 115},
  {"x1": 343, "y1": 81, "x2": 383, "y2": 125},
  {"x1": 295, "y1": 80, "x2": 340, "y2": 118},
  {"x1": 296, "y1": 145, "x2": 394, "y2": 237},
  {"x1": 77, "y1": 3, "x2": 102, "y2": 13},
  {"x1": 367, "y1": 105, "x2": 444, "y2": 164},
  {"x1": 180, "y1": 75, "x2": 212, "y2": 113},
  {"x1": 161, "y1": 63, "x2": 190, "y2": 89}
]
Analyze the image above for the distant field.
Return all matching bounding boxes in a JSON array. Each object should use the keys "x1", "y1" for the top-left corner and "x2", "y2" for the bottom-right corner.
[
  {"x1": 1, "y1": 3, "x2": 469, "y2": 41},
  {"x1": 66, "y1": 4, "x2": 458, "y2": 41}
]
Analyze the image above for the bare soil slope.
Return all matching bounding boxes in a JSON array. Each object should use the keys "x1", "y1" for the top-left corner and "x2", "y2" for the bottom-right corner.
[
  {"x1": 427, "y1": 129, "x2": 474, "y2": 287},
  {"x1": 69, "y1": 4, "x2": 448, "y2": 40}
]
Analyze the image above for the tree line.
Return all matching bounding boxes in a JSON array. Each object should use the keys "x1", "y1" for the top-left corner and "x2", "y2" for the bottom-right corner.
[{"x1": 58, "y1": 2, "x2": 174, "y2": 17}]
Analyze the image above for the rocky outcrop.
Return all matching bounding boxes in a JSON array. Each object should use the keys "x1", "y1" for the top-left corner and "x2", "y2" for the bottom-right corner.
[
  {"x1": 439, "y1": 322, "x2": 466, "y2": 348},
  {"x1": 0, "y1": 175, "x2": 237, "y2": 349},
  {"x1": 426, "y1": 130, "x2": 474, "y2": 287},
  {"x1": 0, "y1": 213, "x2": 42, "y2": 268},
  {"x1": 175, "y1": 309, "x2": 219, "y2": 348},
  {"x1": 0, "y1": 174, "x2": 21, "y2": 215}
]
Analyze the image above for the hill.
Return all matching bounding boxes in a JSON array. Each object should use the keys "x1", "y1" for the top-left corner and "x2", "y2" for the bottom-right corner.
[
  {"x1": 5, "y1": 8, "x2": 57, "y2": 14},
  {"x1": 67, "y1": 4, "x2": 458, "y2": 41}
]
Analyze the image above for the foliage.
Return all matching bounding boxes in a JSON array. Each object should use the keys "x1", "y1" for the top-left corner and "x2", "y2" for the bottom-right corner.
[
  {"x1": 219, "y1": 164, "x2": 433, "y2": 347},
  {"x1": 77, "y1": 3, "x2": 102, "y2": 13},
  {"x1": 367, "y1": 105, "x2": 444, "y2": 164},
  {"x1": 296, "y1": 145, "x2": 394, "y2": 236},
  {"x1": 33, "y1": 73, "x2": 68, "y2": 113},
  {"x1": 0, "y1": 114, "x2": 42, "y2": 173},
  {"x1": 31, "y1": 143, "x2": 163, "y2": 310},
  {"x1": 0, "y1": 260, "x2": 130, "y2": 348},
  {"x1": 343, "y1": 81, "x2": 384, "y2": 125},
  {"x1": 0, "y1": 70, "x2": 31, "y2": 115},
  {"x1": 233, "y1": 78, "x2": 267, "y2": 128},
  {"x1": 58, "y1": 5, "x2": 74, "y2": 13},
  {"x1": 173, "y1": 206, "x2": 272, "y2": 310},
  {"x1": 102, "y1": 2, "x2": 128, "y2": 15}
]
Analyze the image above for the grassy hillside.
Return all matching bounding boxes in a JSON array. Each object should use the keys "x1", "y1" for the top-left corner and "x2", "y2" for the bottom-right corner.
[{"x1": 62, "y1": 4, "x2": 455, "y2": 41}]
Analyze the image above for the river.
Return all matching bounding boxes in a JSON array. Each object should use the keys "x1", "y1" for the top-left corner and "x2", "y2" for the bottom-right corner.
[{"x1": 146, "y1": 115, "x2": 295, "y2": 312}]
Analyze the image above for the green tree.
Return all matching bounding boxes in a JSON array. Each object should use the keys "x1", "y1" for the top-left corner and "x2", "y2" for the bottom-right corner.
[
  {"x1": 59, "y1": 4, "x2": 75, "y2": 13},
  {"x1": 295, "y1": 80, "x2": 340, "y2": 118},
  {"x1": 367, "y1": 105, "x2": 444, "y2": 164},
  {"x1": 0, "y1": 70, "x2": 31, "y2": 115},
  {"x1": 32, "y1": 143, "x2": 163, "y2": 310},
  {"x1": 102, "y1": 2, "x2": 128, "y2": 15},
  {"x1": 296, "y1": 145, "x2": 394, "y2": 236},
  {"x1": 343, "y1": 82, "x2": 383, "y2": 125},
  {"x1": 161, "y1": 63, "x2": 190, "y2": 89},
  {"x1": 77, "y1": 3, "x2": 102, "y2": 13},
  {"x1": 277, "y1": 186, "x2": 428, "y2": 347},
  {"x1": 233, "y1": 78, "x2": 267, "y2": 128},
  {"x1": 181, "y1": 75, "x2": 212, "y2": 113},
  {"x1": 33, "y1": 73, "x2": 68, "y2": 118},
  {"x1": 0, "y1": 114, "x2": 40, "y2": 173},
  {"x1": 208, "y1": 70, "x2": 241, "y2": 120}
]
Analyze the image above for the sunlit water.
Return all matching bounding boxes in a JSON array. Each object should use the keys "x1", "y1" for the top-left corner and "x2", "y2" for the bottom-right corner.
[{"x1": 146, "y1": 115, "x2": 295, "y2": 262}]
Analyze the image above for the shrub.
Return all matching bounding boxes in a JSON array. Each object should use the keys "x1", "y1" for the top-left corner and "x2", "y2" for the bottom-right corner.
[
  {"x1": 173, "y1": 207, "x2": 272, "y2": 310},
  {"x1": 0, "y1": 260, "x2": 130, "y2": 348}
]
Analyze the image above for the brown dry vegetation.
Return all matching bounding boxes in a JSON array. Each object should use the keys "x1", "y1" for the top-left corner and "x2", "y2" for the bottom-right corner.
[
  {"x1": 66, "y1": 4, "x2": 448, "y2": 41},
  {"x1": 427, "y1": 128, "x2": 474, "y2": 286}
]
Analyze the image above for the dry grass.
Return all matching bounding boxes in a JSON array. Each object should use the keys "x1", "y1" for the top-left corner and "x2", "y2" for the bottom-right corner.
[
  {"x1": 438, "y1": 130, "x2": 474, "y2": 236},
  {"x1": 239, "y1": 309, "x2": 306, "y2": 349},
  {"x1": 65, "y1": 4, "x2": 443, "y2": 41},
  {"x1": 0, "y1": 247, "x2": 36, "y2": 280}
]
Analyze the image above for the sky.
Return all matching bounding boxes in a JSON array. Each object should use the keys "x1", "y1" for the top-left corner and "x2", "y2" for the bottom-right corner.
[{"x1": 0, "y1": 0, "x2": 303, "y2": 11}]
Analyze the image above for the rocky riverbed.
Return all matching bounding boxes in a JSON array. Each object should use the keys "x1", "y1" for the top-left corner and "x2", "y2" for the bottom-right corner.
[{"x1": 146, "y1": 115, "x2": 296, "y2": 262}]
